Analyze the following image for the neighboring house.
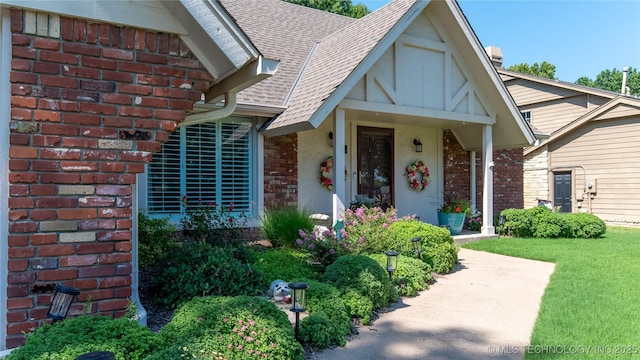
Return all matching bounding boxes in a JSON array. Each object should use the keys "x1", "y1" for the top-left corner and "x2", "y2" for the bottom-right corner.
[
  {"x1": 0, "y1": 0, "x2": 277, "y2": 350},
  {"x1": 496, "y1": 66, "x2": 640, "y2": 226}
]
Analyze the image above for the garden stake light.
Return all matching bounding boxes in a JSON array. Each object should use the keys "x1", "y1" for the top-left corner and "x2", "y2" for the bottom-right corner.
[
  {"x1": 75, "y1": 351, "x2": 115, "y2": 360},
  {"x1": 47, "y1": 283, "x2": 80, "y2": 323},
  {"x1": 411, "y1": 236, "x2": 423, "y2": 258},
  {"x1": 288, "y1": 282, "x2": 308, "y2": 341},
  {"x1": 385, "y1": 250, "x2": 398, "y2": 280}
]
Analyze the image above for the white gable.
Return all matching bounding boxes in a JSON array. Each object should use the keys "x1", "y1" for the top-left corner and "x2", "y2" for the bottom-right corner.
[{"x1": 345, "y1": 11, "x2": 492, "y2": 124}]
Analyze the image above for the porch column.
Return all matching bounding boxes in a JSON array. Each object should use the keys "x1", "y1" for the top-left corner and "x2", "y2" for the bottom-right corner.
[
  {"x1": 470, "y1": 151, "x2": 477, "y2": 213},
  {"x1": 482, "y1": 125, "x2": 495, "y2": 234},
  {"x1": 332, "y1": 109, "x2": 346, "y2": 224},
  {"x1": 0, "y1": 8, "x2": 10, "y2": 351}
]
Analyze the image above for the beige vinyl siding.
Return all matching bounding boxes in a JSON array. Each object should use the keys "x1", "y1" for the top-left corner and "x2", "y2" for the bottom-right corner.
[
  {"x1": 504, "y1": 79, "x2": 580, "y2": 106},
  {"x1": 522, "y1": 96, "x2": 590, "y2": 134},
  {"x1": 549, "y1": 117, "x2": 640, "y2": 223}
]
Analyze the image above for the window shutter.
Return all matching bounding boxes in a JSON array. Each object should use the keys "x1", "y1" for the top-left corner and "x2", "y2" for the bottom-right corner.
[
  {"x1": 148, "y1": 130, "x2": 181, "y2": 213},
  {"x1": 220, "y1": 121, "x2": 252, "y2": 212}
]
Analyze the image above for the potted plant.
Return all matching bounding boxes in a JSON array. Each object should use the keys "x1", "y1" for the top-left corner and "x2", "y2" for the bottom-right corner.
[{"x1": 437, "y1": 194, "x2": 471, "y2": 235}]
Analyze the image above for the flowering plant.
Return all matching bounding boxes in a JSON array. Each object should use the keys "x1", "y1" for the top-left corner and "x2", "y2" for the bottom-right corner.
[
  {"x1": 320, "y1": 156, "x2": 334, "y2": 190},
  {"x1": 180, "y1": 195, "x2": 247, "y2": 245},
  {"x1": 296, "y1": 228, "x2": 353, "y2": 267},
  {"x1": 466, "y1": 213, "x2": 482, "y2": 231},
  {"x1": 405, "y1": 160, "x2": 430, "y2": 191},
  {"x1": 437, "y1": 193, "x2": 471, "y2": 215}
]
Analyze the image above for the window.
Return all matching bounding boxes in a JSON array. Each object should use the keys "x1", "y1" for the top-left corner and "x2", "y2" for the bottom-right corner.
[
  {"x1": 521, "y1": 111, "x2": 531, "y2": 123},
  {"x1": 147, "y1": 117, "x2": 254, "y2": 217}
]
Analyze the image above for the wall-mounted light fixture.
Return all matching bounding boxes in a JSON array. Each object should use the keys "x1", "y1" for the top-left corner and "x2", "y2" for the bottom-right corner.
[
  {"x1": 328, "y1": 132, "x2": 334, "y2": 147},
  {"x1": 413, "y1": 139, "x2": 423, "y2": 153}
]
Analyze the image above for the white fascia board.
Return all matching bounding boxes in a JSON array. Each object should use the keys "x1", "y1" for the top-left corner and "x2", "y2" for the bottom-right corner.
[
  {"x1": 205, "y1": 56, "x2": 279, "y2": 102},
  {"x1": 0, "y1": 0, "x2": 186, "y2": 34},
  {"x1": 0, "y1": 7, "x2": 10, "y2": 352}
]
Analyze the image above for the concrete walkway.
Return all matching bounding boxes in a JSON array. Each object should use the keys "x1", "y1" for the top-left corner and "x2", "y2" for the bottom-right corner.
[{"x1": 313, "y1": 248, "x2": 555, "y2": 360}]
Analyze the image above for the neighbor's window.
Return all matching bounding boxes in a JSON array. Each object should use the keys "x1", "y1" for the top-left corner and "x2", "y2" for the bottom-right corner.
[
  {"x1": 147, "y1": 117, "x2": 253, "y2": 217},
  {"x1": 521, "y1": 111, "x2": 531, "y2": 123}
]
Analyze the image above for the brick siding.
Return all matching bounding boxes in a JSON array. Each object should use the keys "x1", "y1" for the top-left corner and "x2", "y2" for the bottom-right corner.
[
  {"x1": 443, "y1": 130, "x2": 524, "y2": 216},
  {"x1": 263, "y1": 134, "x2": 298, "y2": 209},
  {"x1": 7, "y1": 9, "x2": 212, "y2": 348}
]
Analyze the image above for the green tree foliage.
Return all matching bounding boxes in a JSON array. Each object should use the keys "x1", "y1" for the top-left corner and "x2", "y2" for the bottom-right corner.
[
  {"x1": 575, "y1": 67, "x2": 640, "y2": 96},
  {"x1": 282, "y1": 0, "x2": 369, "y2": 18},
  {"x1": 507, "y1": 61, "x2": 557, "y2": 79}
]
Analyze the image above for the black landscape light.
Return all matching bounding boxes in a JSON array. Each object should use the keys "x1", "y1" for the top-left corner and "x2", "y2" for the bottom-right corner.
[
  {"x1": 47, "y1": 283, "x2": 80, "y2": 323},
  {"x1": 75, "y1": 352, "x2": 115, "y2": 360},
  {"x1": 385, "y1": 250, "x2": 398, "y2": 280},
  {"x1": 288, "y1": 282, "x2": 308, "y2": 341},
  {"x1": 411, "y1": 236, "x2": 423, "y2": 258}
]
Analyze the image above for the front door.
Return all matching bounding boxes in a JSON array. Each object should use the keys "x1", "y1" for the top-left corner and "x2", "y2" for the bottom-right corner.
[
  {"x1": 553, "y1": 171, "x2": 572, "y2": 212},
  {"x1": 357, "y1": 127, "x2": 394, "y2": 210}
]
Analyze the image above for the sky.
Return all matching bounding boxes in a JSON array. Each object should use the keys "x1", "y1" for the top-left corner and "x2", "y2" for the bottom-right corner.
[{"x1": 357, "y1": 0, "x2": 640, "y2": 82}]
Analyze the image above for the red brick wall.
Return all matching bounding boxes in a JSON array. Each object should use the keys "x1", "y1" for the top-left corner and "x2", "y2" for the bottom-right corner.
[
  {"x1": 7, "y1": 10, "x2": 212, "y2": 348},
  {"x1": 443, "y1": 130, "x2": 524, "y2": 216},
  {"x1": 263, "y1": 134, "x2": 298, "y2": 209}
]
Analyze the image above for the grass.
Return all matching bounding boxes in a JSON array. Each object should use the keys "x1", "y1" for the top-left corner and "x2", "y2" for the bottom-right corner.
[{"x1": 462, "y1": 227, "x2": 640, "y2": 359}]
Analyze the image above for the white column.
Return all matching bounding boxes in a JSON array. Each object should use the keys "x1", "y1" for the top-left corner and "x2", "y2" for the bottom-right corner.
[
  {"x1": 332, "y1": 109, "x2": 346, "y2": 224},
  {"x1": 0, "y1": 8, "x2": 11, "y2": 352},
  {"x1": 482, "y1": 125, "x2": 495, "y2": 234},
  {"x1": 470, "y1": 150, "x2": 477, "y2": 214}
]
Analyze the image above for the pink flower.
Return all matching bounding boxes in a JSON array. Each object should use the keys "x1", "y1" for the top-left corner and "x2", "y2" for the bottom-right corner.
[
  {"x1": 296, "y1": 239, "x2": 303, "y2": 246},
  {"x1": 229, "y1": 202, "x2": 234, "y2": 211}
]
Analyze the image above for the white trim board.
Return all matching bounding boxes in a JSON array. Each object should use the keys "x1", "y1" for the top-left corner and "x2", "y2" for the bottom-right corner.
[{"x1": 0, "y1": 7, "x2": 11, "y2": 352}]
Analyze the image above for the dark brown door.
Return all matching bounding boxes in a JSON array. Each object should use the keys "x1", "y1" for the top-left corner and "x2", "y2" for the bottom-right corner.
[{"x1": 357, "y1": 127, "x2": 394, "y2": 210}]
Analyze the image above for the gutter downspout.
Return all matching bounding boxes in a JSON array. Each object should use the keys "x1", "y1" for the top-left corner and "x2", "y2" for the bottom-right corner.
[
  {"x1": 180, "y1": 92, "x2": 237, "y2": 127},
  {"x1": 1, "y1": 8, "x2": 10, "y2": 353},
  {"x1": 470, "y1": 151, "x2": 477, "y2": 213}
]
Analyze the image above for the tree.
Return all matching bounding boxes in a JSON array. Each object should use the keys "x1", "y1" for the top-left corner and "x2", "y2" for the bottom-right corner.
[
  {"x1": 575, "y1": 67, "x2": 640, "y2": 96},
  {"x1": 507, "y1": 61, "x2": 557, "y2": 79},
  {"x1": 282, "y1": 0, "x2": 369, "y2": 18}
]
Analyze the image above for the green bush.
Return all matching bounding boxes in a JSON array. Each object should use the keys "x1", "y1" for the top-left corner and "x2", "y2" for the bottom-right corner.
[
  {"x1": 368, "y1": 253, "x2": 433, "y2": 297},
  {"x1": 342, "y1": 289, "x2": 374, "y2": 325},
  {"x1": 154, "y1": 241, "x2": 263, "y2": 308},
  {"x1": 564, "y1": 212, "x2": 607, "y2": 238},
  {"x1": 137, "y1": 212, "x2": 177, "y2": 269},
  {"x1": 322, "y1": 255, "x2": 395, "y2": 321},
  {"x1": 153, "y1": 295, "x2": 304, "y2": 360},
  {"x1": 302, "y1": 280, "x2": 350, "y2": 341},
  {"x1": 299, "y1": 312, "x2": 340, "y2": 348},
  {"x1": 500, "y1": 208, "x2": 534, "y2": 237},
  {"x1": 261, "y1": 206, "x2": 314, "y2": 248},
  {"x1": 295, "y1": 228, "x2": 353, "y2": 269},
  {"x1": 6, "y1": 314, "x2": 162, "y2": 360},
  {"x1": 387, "y1": 220, "x2": 459, "y2": 273},
  {"x1": 251, "y1": 248, "x2": 321, "y2": 287},
  {"x1": 179, "y1": 196, "x2": 248, "y2": 245},
  {"x1": 342, "y1": 206, "x2": 409, "y2": 254},
  {"x1": 501, "y1": 207, "x2": 607, "y2": 239}
]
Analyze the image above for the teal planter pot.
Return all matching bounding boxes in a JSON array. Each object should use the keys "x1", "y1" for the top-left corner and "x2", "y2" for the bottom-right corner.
[{"x1": 437, "y1": 212, "x2": 465, "y2": 235}]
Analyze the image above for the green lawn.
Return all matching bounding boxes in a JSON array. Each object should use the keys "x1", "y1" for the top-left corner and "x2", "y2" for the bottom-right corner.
[{"x1": 462, "y1": 227, "x2": 640, "y2": 359}]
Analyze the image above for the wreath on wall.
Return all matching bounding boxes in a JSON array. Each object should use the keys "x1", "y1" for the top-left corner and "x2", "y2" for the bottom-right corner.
[
  {"x1": 320, "y1": 156, "x2": 334, "y2": 190},
  {"x1": 405, "y1": 160, "x2": 430, "y2": 191}
]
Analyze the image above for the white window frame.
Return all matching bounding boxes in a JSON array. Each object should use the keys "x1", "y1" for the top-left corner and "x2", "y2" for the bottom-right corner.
[{"x1": 521, "y1": 111, "x2": 531, "y2": 124}]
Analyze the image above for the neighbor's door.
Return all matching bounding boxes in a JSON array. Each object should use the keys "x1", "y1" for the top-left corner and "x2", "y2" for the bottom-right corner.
[
  {"x1": 553, "y1": 171, "x2": 572, "y2": 212},
  {"x1": 357, "y1": 127, "x2": 394, "y2": 210}
]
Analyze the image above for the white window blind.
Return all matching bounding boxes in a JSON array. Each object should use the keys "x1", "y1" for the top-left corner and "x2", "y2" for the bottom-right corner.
[{"x1": 147, "y1": 118, "x2": 253, "y2": 216}]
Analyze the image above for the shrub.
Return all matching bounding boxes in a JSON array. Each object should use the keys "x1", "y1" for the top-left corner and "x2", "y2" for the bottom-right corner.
[
  {"x1": 137, "y1": 212, "x2": 177, "y2": 269},
  {"x1": 180, "y1": 195, "x2": 248, "y2": 245},
  {"x1": 500, "y1": 208, "x2": 534, "y2": 237},
  {"x1": 342, "y1": 206, "x2": 416, "y2": 254},
  {"x1": 251, "y1": 248, "x2": 321, "y2": 287},
  {"x1": 261, "y1": 206, "x2": 314, "y2": 248},
  {"x1": 6, "y1": 313, "x2": 162, "y2": 360},
  {"x1": 295, "y1": 228, "x2": 353, "y2": 268},
  {"x1": 154, "y1": 295, "x2": 304, "y2": 360},
  {"x1": 342, "y1": 289, "x2": 374, "y2": 325},
  {"x1": 302, "y1": 280, "x2": 350, "y2": 341},
  {"x1": 154, "y1": 241, "x2": 263, "y2": 308},
  {"x1": 563, "y1": 212, "x2": 607, "y2": 238},
  {"x1": 367, "y1": 253, "x2": 433, "y2": 297},
  {"x1": 501, "y1": 207, "x2": 607, "y2": 239},
  {"x1": 466, "y1": 213, "x2": 482, "y2": 231},
  {"x1": 299, "y1": 312, "x2": 340, "y2": 348},
  {"x1": 322, "y1": 255, "x2": 395, "y2": 321},
  {"x1": 387, "y1": 220, "x2": 459, "y2": 273}
]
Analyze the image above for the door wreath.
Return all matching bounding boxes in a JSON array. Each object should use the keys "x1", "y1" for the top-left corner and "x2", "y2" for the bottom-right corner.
[
  {"x1": 405, "y1": 160, "x2": 430, "y2": 191},
  {"x1": 320, "y1": 156, "x2": 334, "y2": 190}
]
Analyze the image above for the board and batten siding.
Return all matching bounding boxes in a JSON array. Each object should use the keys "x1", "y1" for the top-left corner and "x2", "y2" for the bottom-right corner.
[{"x1": 549, "y1": 116, "x2": 640, "y2": 224}]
